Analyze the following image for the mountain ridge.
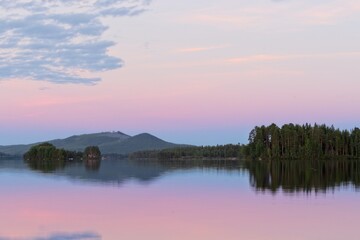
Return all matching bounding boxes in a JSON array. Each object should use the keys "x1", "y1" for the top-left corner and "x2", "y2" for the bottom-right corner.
[{"x1": 0, "y1": 132, "x2": 190, "y2": 156}]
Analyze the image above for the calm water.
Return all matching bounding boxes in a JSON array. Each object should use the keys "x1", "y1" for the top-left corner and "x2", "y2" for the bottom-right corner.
[{"x1": 1, "y1": 158, "x2": 360, "y2": 240}]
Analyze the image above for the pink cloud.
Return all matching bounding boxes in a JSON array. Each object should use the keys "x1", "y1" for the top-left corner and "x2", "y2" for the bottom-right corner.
[
  {"x1": 299, "y1": 0, "x2": 360, "y2": 25},
  {"x1": 226, "y1": 51, "x2": 360, "y2": 64}
]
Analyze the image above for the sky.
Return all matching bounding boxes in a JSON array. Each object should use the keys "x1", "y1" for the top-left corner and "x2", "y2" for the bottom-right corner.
[{"x1": 0, "y1": 0, "x2": 359, "y2": 145}]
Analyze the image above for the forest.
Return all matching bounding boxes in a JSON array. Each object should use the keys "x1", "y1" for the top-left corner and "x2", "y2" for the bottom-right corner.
[
  {"x1": 84, "y1": 146, "x2": 102, "y2": 159},
  {"x1": 23, "y1": 123, "x2": 360, "y2": 162},
  {"x1": 130, "y1": 123, "x2": 360, "y2": 161},
  {"x1": 24, "y1": 143, "x2": 101, "y2": 162},
  {"x1": 244, "y1": 123, "x2": 360, "y2": 160},
  {"x1": 23, "y1": 143, "x2": 83, "y2": 162},
  {"x1": 23, "y1": 143, "x2": 102, "y2": 172},
  {"x1": 130, "y1": 144, "x2": 244, "y2": 160}
]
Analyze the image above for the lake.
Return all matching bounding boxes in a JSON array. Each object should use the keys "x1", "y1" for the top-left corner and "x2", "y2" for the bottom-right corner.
[{"x1": 1, "y1": 158, "x2": 360, "y2": 240}]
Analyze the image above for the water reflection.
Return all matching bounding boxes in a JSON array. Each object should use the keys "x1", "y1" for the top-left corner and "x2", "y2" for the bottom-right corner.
[
  {"x1": 84, "y1": 158, "x2": 101, "y2": 171},
  {"x1": 245, "y1": 160, "x2": 360, "y2": 194},
  {"x1": 149, "y1": 158, "x2": 243, "y2": 170},
  {"x1": 1, "y1": 158, "x2": 360, "y2": 240},
  {"x1": 54, "y1": 159, "x2": 167, "y2": 185},
  {"x1": 26, "y1": 157, "x2": 102, "y2": 173},
  {"x1": 4, "y1": 158, "x2": 360, "y2": 194},
  {"x1": 27, "y1": 158, "x2": 66, "y2": 173}
]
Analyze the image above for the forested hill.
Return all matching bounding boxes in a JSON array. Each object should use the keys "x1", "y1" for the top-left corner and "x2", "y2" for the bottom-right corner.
[
  {"x1": 244, "y1": 123, "x2": 360, "y2": 160},
  {"x1": 0, "y1": 132, "x2": 188, "y2": 156}
]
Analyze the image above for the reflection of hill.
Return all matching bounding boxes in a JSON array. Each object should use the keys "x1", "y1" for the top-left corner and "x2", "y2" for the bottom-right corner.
[
  {"x1": 2, "y1": 158, "x2": 359, "y2": 194},
  {"x1": 1, "y1": 158, "x2": 242, "y2": 186},
  {"x1": 0, "y1": 158, "x2": 27, "y2": 171},
  {"x1": 245, "y1": 160, "x2": 360, "y2": 194},
  {"x1": 0, "y1": 158, "x2": 168, "y2": 185},
  {"x1": 53, "y1": 159, "x2": 168, "y2": 185}
]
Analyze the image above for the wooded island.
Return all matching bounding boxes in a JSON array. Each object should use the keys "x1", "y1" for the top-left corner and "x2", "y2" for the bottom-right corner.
[{"x1": 24, "y1": 143, "x2": 101, "y2": 162}]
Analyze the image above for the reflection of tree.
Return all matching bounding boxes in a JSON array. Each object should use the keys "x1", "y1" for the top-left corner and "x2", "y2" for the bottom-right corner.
[
  {"x1": 27, "y1": 157, "x2": 102, "y2": 173},
  {"x1": 83, "y1": 146, "x2": 101, "y2": 171},
  {"x1": 84, "y1": 158, "x2": 101, "y2": 171},
  {"x1": 150, "y1": 158, "x2": 243, "y2": 170},
  {"x1": 245, "y1": 160, "x2": 360, "y2": 194},
  {"x1": 27, "y1": 158, "x2": 65, "y2": 173}
]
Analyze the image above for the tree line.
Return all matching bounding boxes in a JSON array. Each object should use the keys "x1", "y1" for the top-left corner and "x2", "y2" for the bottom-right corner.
[
  {"x1": 84, "y1": 146, "x2": 102, "y2": 159},
  {"x1": 244, "y1": 123, "x2": 360, "y2": 160},
  {"x1": 24, "y1": 143, "x2": 102, "y2": 172},
  {"x1": 130, "y1": 144, "x2": 244, "y2": 160},
  {"x1": 24, "y1": 143, "x2": 101, "y2": 162}
]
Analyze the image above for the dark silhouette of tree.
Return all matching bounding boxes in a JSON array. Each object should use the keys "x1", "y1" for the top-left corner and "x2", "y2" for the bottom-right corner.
[
  {"x1": 83, "y1": 146, "x2": 101, "y2": 159},
  {"x1": 130, "y1": 144, "x2": 244, "y2": 160},
  {"x1": 245, "y1": 123, "x2": 360, "y2": 160},
  {"x1": 24, "y1": 143, "x2": 85, "y2": 172},
  {"x1": 83, "y1": 146, "x2": 101, "y2": 171}
]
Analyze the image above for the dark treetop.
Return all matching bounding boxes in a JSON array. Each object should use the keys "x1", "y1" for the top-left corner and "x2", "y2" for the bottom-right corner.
[
  {"x1": 130, "y1": 144, "x2": 244, "y2": 160},
  {"x1": 244, "y1": 123, "x2": 360, "y2": 160},
  {"x1": 24, "y1": 143, "x2": 83, "y2": 162}
]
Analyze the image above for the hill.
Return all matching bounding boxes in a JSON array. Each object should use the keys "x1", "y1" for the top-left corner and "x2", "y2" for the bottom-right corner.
[
  {"x1": 0, "y1": 132, "x2": 189, "y2": 156},
  {"x1": 99, "y1": 133, "x2": 184, "y2": 155},
  {"x1": 50, "y1": 131, "x2": 130, "y2": 152}
]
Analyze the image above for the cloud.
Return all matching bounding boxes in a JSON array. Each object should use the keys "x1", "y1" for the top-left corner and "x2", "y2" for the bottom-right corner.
[
  {"x1": 0, "y1": 232, "x2": 101, "y2": 240},
  {"x1": 0, "y1": 0, "x2": 151, "y2": 84}
]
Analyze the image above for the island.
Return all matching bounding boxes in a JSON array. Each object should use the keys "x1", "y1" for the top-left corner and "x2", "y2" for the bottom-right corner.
[
  {"x1": 23, "y1": 143, "x2": 102, "y2": 172},
  {"x1": 24, "y1": 143, "x2": 83, "y2": 162}
]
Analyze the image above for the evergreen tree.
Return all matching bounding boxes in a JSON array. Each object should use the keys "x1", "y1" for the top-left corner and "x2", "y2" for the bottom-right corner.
[{"x1": 245, "y1": 123, "x2": 360, "y2": 160}]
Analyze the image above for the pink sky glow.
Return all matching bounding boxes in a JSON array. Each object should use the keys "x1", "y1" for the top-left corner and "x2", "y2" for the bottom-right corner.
[{"x1": 0, "y1": 0, "x2": 359, "y2": 145}]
